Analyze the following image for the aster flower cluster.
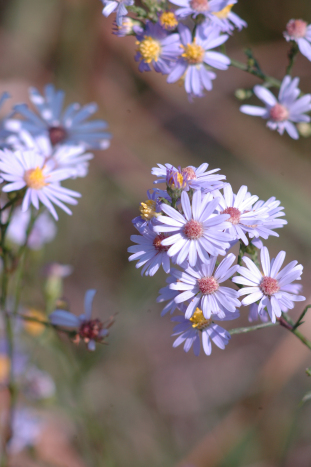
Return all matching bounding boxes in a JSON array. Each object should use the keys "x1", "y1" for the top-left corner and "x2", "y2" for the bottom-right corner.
[
  {"x1": 101, "y1": 2, "x2": 311, "y2": 138},
  {"x1": 128, "y1": 162, "x2": 307, "y2": 356}
]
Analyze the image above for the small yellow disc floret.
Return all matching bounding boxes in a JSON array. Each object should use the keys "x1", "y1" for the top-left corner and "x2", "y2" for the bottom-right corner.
[
  {"x1": 140, "y1": 199, "x2": 158, "y2": 221},
  {"x1": 181, "y1": 39, "x2": 205, "y2": 64},
  {"x1": 159, "y1": 12, "x2": 178, "y2": 30},
  {"x1": 213, "y1": 3, "x2": 234, "y2": 19},
  {"x1": 190, "y1": 308, "x2": 212, "y2": 331},
  {"x1": 136, "y1": 36, "x2": 161, "y2": 63},
  {"x1": 24, "y1": 166, "x2": 47, "y2": 190}
]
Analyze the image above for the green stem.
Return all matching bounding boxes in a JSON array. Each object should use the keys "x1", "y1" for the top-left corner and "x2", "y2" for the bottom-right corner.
[
  {"x1": 229, "y1": 321, "x2": 277, "y2": 335},
  {"x1": 286, "y1": 41, "x2": 299, "y2": 75},
  {"x1": 293, "y1": 304, "x2": 311, "y2": 330},
  {"x1": 230, "y1": 58, "x2": 281, "y2": 88}
]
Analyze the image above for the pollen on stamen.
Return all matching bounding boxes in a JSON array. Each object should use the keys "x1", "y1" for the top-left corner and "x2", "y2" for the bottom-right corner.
[
  {"x1": 260, "y1": 276, "x2": 280, "y2": 296},
  {"x1": 190, "y1": 0, "x2": 209, "y2": 12},
  {"x1": 184, "y1": 219, "x2": 203, "y2": 240},
  {"x1": 153, "y1": 234, "x2": 169, "y2": 252},
  {"x1": 190, "y1": 307, "x2": 212, "y2": 330},
  {"x1": 137, "y1": 36, "x2": 161, "y2": 63},
  {"x1": 198, "y1": 276, "x2": 219, "y2": 295},
  {"x1": 286, "y1": 19, "x2": 307, "y2": 39},
  {"x1": 270, "y1": 103, "x2": 289, "y2": 122},
  {"x1": 221, "y1": 207, "x2": 241, "y2": 225}
]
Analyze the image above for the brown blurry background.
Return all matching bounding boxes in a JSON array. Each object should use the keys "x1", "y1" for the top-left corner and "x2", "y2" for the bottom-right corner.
[{"x1": 1, "y1": 0, "x2": 311, "y2": 466}]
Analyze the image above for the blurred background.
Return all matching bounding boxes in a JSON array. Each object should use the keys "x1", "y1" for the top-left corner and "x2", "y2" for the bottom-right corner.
[{"x1": 0, "y1": 0, "x2": 311, "y2": 466}]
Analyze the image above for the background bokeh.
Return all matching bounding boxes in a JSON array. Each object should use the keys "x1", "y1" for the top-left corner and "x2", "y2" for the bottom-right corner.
[{"x1": 1, "y1": 0, "x2": 311, "y2": 466}]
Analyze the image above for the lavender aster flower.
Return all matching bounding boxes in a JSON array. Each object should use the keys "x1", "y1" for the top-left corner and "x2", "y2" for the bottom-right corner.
[
  {"x1": 169, "y1": 0, "x2": 236, "y2": 21},
  {"x1": 101, "y1": 0, "x2": 134, "y2": 26},
  {"x1": 172, "y1": 307, "x2": 239, "y2": 356},
  {"x1": 132, "y1": 188, "x2": 170, "y2": 232},
  {"x1": 170, "y1": 254, "x2": 240, "y2": 318},
  {"x1": 167, "y1": 24, "x2": 230, "y2": 97},
  {"x1": 128, "y1": 225, "x2": 171, "y2": 275},
  {"x1": 154, "y1": 191, "x2": 232, "y2": 266},
  {"x1": 49, "y1": 290, "x2": 110, "y2": 351},
  {"x1": 0, "y1": 149, "x2": 81, "y2": 220},
  {"x1": 158, "y1": 11, "x2": 179, "y2": 31},
  {"x1": 240, "y1": 76, "x2": 311, "y2": 139},
  {"x1": 5, "y1": 84, "x2": 111, "y2": 149},
  {"x1": 248, "y1": 196, "x2": 287, "y2": 248},
  {"x1": 135, "y1": 21, "x2": 181, "y2": 74},
  {"x1": 214, "y1": 183, "x2": 268, "y2": 245},
  {"x1": 232, "y1": 247, "x2": 305, "y2": 323},
  {"x1": 152, "y1": 162, "x2": 226, "y2": 192},
  {"x1": 113, "y1": 17, "x2": 143, "y2": 36},
  {"x1": 284, "y1": 19, "x2": 311, "y2": 61},
  {"x1": 210, "y1": 3, "x2": 247, "y2": 33},
  {"x1": 157, "y1": 274, "x2": 180, "y2": 316}
]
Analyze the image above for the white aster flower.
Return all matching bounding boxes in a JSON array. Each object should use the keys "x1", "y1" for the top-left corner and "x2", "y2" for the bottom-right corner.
[
  {"x1": 172, "y1": 307, "x2": 239, "y2": 356},
  {"x1": 240, "y1": 76, "x2": 311, "y2": 139},
  {"x1": 284, "y1": 19, "x2": 311, "y2": 61},
  {"x1": 214, "y1": 183, "x2": 268, "y2": 245},
  {"x1": 154, "y1": 190, "x2": 232, "y2": 266},
  {"x1": 170, "y1": 253, "x2": 240, "y2": 319},
  {"x1": 232, "y1": 247, "x2": 305, "y2": 323},
  {"x1": 0, "y1": 149, "x2": 81, "y2": 220}
]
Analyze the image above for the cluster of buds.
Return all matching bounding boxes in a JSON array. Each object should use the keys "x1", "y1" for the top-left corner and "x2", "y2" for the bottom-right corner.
[{"x1": 128, "y1": 162, "x2": 306, "y2": 356}]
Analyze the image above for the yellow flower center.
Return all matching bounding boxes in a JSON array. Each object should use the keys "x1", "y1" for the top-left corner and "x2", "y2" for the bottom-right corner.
[
  {"x1": 190, "y1": 308, "x2": 212, "y2": 331},
  {"x1": 24, "y1": 166, "x2": 47, "y2": 190},
  {"x1": 24, "y1": 309, "x2": 46, "y2": 336},
  {"x1": 136, "y1": 36, "x2": 161, "y2": 63},
  {"x1": 181, "y1": 40, "x2": 204, "y2": 64},
  {"x1": 168, "y1": 172, "x2": 184, "y2": 190},
  {"x1": 213, "y1": 4, "x2": 234, "y2": 19},
  {"x1": 159, "y1": 12, "x2": 178, "y2": 30},
  {"x1": 140, "y1": 200, "x2": 157, "y2": 221},
  {"x1": 0, "y1": 355, "x2": 10, "y2": 382}
]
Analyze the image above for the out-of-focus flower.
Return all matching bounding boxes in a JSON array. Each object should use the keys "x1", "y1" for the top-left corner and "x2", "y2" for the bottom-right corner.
[
  {"x1": 7, "y1": 130, "x2": 93, "y2": 179},
  {"x1": 101, "y1": 0, "x2": 134, "y2": 26},
  {"x1": 240, "y1": 76, "x2": 311, "y2": 139},
  {"x1": 211, "y1": 3, "x2": 247, "y2": 33},
  {"x1": 169, "y1": 0, "x2": 236, "y2": 21},
  {"x1": 8, "y1": 408, "x2": 43, "y2": 454},
  {"x1": 167, "y1": 24, "x2": 230, "y2": 98},
  {"x1": 128, "y1": 225, "x2": 171, "y2": 276},
  {"x1": 23, "y1": 309, "x2": 46, "y2": 336},
  {"x1": 213, "y1": 183, "x2": 268, "y2": 245},
  {"x1": 0, "y1": 149, "x2": 81, "y2": 220},
  {"x1": 113, "y1": 17, "x2": 143, "y2": 36},
  {"x1": 152, "y1": 162, "x2": 226, "y2": 192},
  {"x1": 233, "y1": 247, "x2": 305, "y2": 323},
  {"x1": 135, "y1": 21, "x2": 181, "y2": 73},
  {"x1": 172, "y1": 307, "x2": 239, "y2": 356},
  {"x1": 5, "y1": 84, "x2": 111, "y2": 150},
  {"x1": 7, "y1": 207, "x2": 56, "y2": 250},
  {"x1": 0, "y1": 92, "x2": 13, "y2": 145},
  {"x1": 284, "y1": 19, "x2": 311, "y2": 61},
  {"x1": 154, "y1": 191, "x2": 232, "y2": 266},
  {"x1": 49, "y1": 290, "x2": 110, "y2": 351},
  {"x1": 169, "y1": 254, "x2": 240, "y2": 318},
  {"x1": 158, "y1": 11, "x2": 179, "y2": 31},
  {"x1": 23, "y1": 367, "x2": 55, "y2": 400}
]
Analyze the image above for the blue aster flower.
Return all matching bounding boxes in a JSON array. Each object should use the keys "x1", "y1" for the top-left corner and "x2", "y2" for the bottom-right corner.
[
  {"x1": 5, "y1": 84, "x2": 111, "y2": 150},
  {"x1": 101, "y1": 0, "x2": 134, "y2": 27},
  {"x1": 135, "y1": 21, "x2": 181, "y2": 74},
  {"x1": 167, "y1": 24, "x2": 230, "y2": 98}
]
